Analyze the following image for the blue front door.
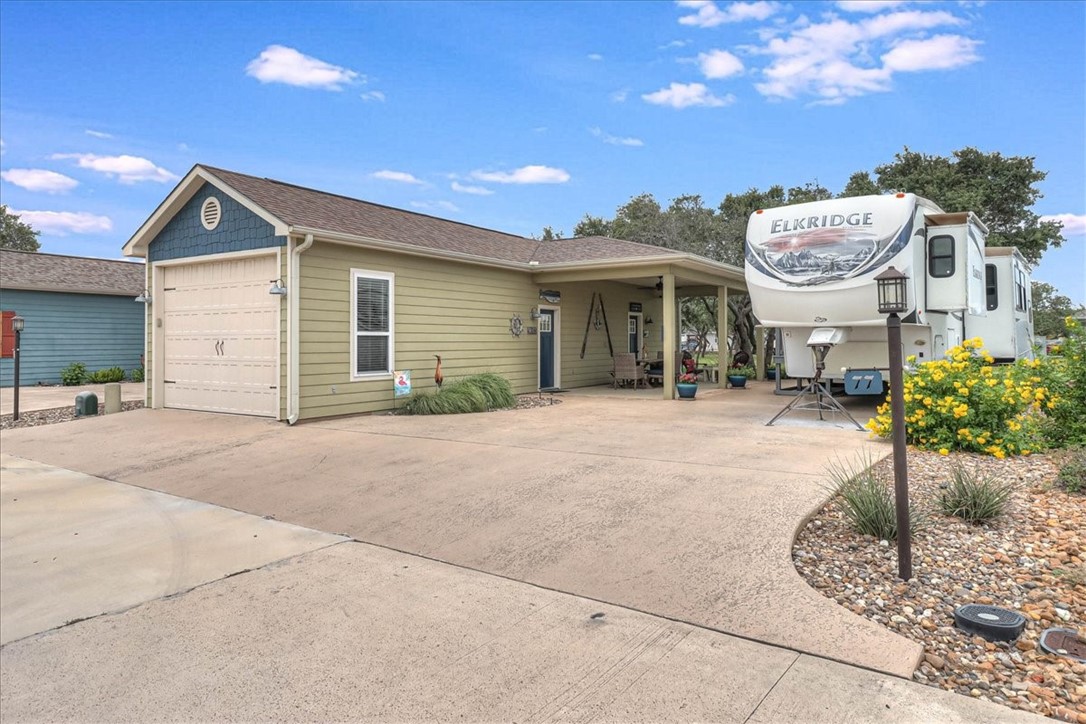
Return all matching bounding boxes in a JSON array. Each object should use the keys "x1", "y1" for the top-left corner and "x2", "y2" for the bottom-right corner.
[{"x1": 539, "y1": 308, "x2": 555, "y2": 389}]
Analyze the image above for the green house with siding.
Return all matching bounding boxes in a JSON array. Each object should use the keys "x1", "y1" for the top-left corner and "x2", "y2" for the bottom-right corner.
[
  {"x1": 122, "y1": 165, "x2": 747, "y2": 422},
  {"x1": 0, "y1": 250, "x2": 145, "y2": 387}
]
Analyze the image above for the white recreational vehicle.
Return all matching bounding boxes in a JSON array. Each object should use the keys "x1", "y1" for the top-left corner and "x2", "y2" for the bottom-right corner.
[{"x1": 744, "y1": 193, "x2": 1034, "y2": 394}]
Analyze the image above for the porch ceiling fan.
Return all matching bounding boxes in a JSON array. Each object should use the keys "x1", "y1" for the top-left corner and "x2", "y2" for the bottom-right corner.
[{"x1": 636, "y1": 276, "x2": 688, "y2": 295}]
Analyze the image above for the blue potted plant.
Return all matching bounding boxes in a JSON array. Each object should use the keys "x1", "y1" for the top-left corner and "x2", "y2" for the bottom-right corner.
[
  {"x1": 676, "y1": 372, "x2": 699, "y2": 399},
  {"x1": 727, "y1": 364, "x2": 756, "y2": 388}
]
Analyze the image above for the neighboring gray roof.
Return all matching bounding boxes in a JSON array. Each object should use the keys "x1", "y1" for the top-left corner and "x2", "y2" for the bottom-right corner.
[
  {"x1": 201, "y1": 166, "x2": 682, "y2": 266},
  {"x1": 0, "y1": 249, "x2": 145, "y2": 295}
]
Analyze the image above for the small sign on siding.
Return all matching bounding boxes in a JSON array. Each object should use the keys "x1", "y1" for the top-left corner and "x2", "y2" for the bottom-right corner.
[{"x1": 394, "y1": 370, "x2": 412, "y2": 397}]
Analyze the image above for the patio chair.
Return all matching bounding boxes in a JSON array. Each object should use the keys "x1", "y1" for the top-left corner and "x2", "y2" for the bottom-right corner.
[
  {"x1": 612, "y1": 352, "x2": 647, "y2": 389},
  {"x1": 645, "y1": 351, "x2": 682, "y2": 387}
]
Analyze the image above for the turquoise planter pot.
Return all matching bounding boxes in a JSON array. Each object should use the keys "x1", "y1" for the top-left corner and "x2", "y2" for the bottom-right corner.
[
  {"x1": 676, "y1": 382, "x2": 698, "y2": 399},
  {"x1": 727, "y1": 375, "x2": 748, "y2": 388}
]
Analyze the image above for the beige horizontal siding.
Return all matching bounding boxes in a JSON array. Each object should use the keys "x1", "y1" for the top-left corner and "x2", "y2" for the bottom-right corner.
[{"x1": 295, "y1": 242, "x2": 662, "y2": 419}]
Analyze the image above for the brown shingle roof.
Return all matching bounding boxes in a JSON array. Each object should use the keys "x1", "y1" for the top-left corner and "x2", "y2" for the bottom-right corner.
[
  {"x1": 200, "y1": 166, "x2": 685, "y2": 267},
  {"x1": 532, "y1": 236, "x2": 682, "y2": 264},
  {"x1": 0, "y1": 249, "x2": 145, "y2": 295},
  {"x1": 203, "y1": 166, "x2": 543, "y2": 264}
]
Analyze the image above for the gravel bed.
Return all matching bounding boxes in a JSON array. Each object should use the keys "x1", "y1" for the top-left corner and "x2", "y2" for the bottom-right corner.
[
  {"x1": 794, "y1": 450, "x2": 1085, "y2": 722},
  {"x1": 0, "y1": 401, "x2": 145, "y2": 430}
]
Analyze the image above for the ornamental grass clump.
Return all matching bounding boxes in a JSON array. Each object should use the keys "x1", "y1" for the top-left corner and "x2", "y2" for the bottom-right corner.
[
  {"x1": 865, "y1": 337, "x2": 1055, "y2": 458},
  {"x1": 826, "y1": 452, "x2": 922, "y2": 541},
  {"x1": 400, "y1": 373, "x2": 515, "y2": 415},
  {"x1": 938, "y1": 461, "x2": 1017, "y2": 523}
]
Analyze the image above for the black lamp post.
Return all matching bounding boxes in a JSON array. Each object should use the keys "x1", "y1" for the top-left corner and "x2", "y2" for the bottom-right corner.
[
  {"x1": 11, "y1": 314, "x2": 25, "y2": 422},
  {"x1": 874, "y1": 266, "x2": 911, "y2": 581}
]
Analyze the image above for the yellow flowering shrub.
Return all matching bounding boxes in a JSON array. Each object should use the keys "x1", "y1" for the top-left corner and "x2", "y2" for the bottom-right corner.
[
  {"x1": 1037, "y1": 316, "x2": 1086, "y2": 447},
  {"x1": 865, "y1": 337, "x2": 1053, "y2": 457}
]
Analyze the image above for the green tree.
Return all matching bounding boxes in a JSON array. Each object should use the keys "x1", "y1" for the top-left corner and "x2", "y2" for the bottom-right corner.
[
  {"x1": 0, "y1": 205, "x2": 41, "y2": 251},
  {"x1": 869, "y1": 147, "x2": 1062, "y2": 264},
  {"x1": 573, "y1": 214, "x2": 613, "y2": 237},
  {"x1": 1032, "y1": 282, "x2": 1085, "y2": 338},
  {"x1": 539, "y1": 226, "x2": 564, "y2": 240},
  {"x1": 838, "y1": 171, "x2": 880, "y2": 198}
]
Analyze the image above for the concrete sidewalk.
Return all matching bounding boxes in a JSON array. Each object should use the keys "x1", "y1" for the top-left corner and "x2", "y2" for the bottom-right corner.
[
  {"x1": 1, "y1": 382, "x2": 145, "y2": 416},
  {"x1": 0, "y1": 458, "x2": 1040, "y2": 722}
]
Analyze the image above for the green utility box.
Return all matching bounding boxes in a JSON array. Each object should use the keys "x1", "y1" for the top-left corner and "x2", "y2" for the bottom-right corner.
[{"x1": 75, "y1": 392, "x2": 98, "y2": 417}]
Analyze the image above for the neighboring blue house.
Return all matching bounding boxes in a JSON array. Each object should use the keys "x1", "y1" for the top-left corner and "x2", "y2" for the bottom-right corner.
[{"x1": 0, "y1": 250, "x2": 145, "y2": 387}]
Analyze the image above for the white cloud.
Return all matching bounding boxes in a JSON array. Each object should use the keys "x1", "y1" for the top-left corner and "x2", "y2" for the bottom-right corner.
[
  {"x1": 881, "y1": 34, "x2": 981, "y2": 71},
  {"x1": 677, "y1": 0, "x2": 781, "y2": 28},
  {"x1": 659, "y1": 40, "x2": 689, "y2": 49},
  {"x1": 451, "y1": 181, "x2": 494, "y2": 195},
  {"x1": 1, "y1": 168, "x2": 79, "y2": 194},
  {"x1": 410, "y1": 200, "x2": 460, "y2": 213},
  {"x1": 360, "y1": 90, "x2": 386, "y2": 102},
  {"x1": 371, "y1": 170, "x2": 425, "y2": 185},
  {"x1": 12, "y1": 209, "x2": 112, "y2": 235},
  {"x1": 751, "y1": 9, "x2": 978, "y2": 103},
  {"x1": 245, "y1": 45, "x2": 359, "y2": 90},
  {"x1": 1042, "y1": 213, "x2": 1086, "y2": 236},
  {"x1": 836, "y1": 0, "x2": 907, "y2": 12},
  {"x1": 85, "y1": 129, "x2": 113, "y2": 139},
  {"x1": 642, "y1": 82, "x2": 734, "y2": 109},
  {"x1": 470, "y1": 165, "x2": 570, "y2": 184},
  {"x1": 589, "y1": 127, "x2": 645, "y2": 147},
  {"x1": 698, "y1": 49, "x2": 745, "y2": 79},
  {"x1": 588, "y1": 53, "x2": 604, "y2": 61},
  {"x1": 610, "y1": 89, "x2": 629, "y2": 103},
  {"x1": 50, "y1": 153, "x2": 177, "y2": 184}
]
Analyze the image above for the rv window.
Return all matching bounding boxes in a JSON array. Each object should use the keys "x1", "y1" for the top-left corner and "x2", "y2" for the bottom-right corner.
[
  {"x1": 1014, "y1": 265, "x2": 1027, "y2": 312},
  {"x1": 985, "y1": 264, "x2": 998, "y2": 311},
  {"x1": 928, "y1": 235, "x2": 955, "y2": 278}
]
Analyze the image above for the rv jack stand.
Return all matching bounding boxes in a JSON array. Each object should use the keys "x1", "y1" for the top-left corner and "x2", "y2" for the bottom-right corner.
[
  {"x1": 765, "y1": 377, "x2": 864, "y2": 430},
  {"x1": 766, "y1": 343, "x2": 863, "y2": 430}
]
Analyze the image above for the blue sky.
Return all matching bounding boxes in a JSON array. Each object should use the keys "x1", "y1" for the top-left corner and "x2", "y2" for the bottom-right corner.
[{"x1": 1, "y1": 0, "x2": 1083, "y2": 303}]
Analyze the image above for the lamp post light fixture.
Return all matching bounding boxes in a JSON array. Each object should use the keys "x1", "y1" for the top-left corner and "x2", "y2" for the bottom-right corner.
[
  {"x1": 11, "y1": 315, "x2": 25, "y2": 422},
  {"x1": 874, "y1": 266, "x2": 911, "y2": 581}
]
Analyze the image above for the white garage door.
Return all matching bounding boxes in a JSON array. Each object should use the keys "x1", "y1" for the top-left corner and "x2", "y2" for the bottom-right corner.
[{"x1": 161, "y1": 255, "x2": 279, "y2": 417}]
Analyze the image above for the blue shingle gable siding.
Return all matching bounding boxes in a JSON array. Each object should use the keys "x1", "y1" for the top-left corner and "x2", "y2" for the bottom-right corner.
[
  {"x1": 148, "y1": 182, "x2": 285, "y2": 262},
  {"x1": 0, "y1": 289, "x2": 144, "y2": 387}
]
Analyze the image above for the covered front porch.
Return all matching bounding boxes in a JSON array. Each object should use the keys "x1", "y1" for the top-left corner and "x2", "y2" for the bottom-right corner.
[{"x1": 530, "y1": 256, "x2": 747, "y2": 400}]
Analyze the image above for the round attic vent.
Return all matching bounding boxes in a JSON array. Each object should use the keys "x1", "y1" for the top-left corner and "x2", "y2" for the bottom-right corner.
[{"x1": 201, "y1": 197, "x2": 222, "y2": 231}]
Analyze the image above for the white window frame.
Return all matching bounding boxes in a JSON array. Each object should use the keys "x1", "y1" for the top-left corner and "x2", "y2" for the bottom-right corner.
[{"x1": 350, "y1": 268, "x2": 395, "y2": 380}]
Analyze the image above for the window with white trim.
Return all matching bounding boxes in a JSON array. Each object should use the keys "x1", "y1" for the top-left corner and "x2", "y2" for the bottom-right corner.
[{"x1": 351, "y1": 269, "x2": 394, "y2": 377}]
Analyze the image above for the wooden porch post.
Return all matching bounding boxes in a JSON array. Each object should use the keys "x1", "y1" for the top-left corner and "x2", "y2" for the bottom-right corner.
[{"x1": 663, "y1": 273, "x2": 677, "y2": 399}]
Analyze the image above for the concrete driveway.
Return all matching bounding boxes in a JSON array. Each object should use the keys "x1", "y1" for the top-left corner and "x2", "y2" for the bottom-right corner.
[
  {"x1": 0, "y1": 383, "x2": 922, "y2": 677},
  {"x1": 2, "y1": 459, "x2": 1036, "y2": 722}
]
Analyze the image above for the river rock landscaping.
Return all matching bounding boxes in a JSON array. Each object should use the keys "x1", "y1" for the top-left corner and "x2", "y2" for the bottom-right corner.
[
  {"x1": 0, "y1": 400, "x2": 144, "y2": 430},
  {"x1": 794, "y1": 449, "x2": 1085, "y2": 722}
]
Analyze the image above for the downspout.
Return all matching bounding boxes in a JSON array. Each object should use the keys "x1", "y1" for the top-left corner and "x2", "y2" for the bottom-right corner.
[{"x1": 287, "y1": 233, "x2": 314, "y2": 424}]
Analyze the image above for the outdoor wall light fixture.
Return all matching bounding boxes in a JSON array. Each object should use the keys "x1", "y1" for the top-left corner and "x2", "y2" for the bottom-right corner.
[
  {"x1": 875, "y1": 265, "x2": 911, "y2": 581},
  {"x1": 134, "y1": 290, "x2": 152, "y2": 304},
  {"x1": 268, "y1": 279, "x2": 288, "y2": 296},
  {"x1": 529, "y1": 306, "x2": 541, "y2": 320},
  {"x1": 645, "y1": 316, "x2": 654, "y2": 325}
]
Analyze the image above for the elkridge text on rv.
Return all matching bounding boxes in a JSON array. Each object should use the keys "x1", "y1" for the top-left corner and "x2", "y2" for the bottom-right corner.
[{"x1": 770, "y1": 213, "x2": 874, "y2": 234}]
